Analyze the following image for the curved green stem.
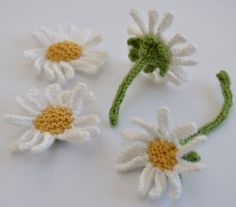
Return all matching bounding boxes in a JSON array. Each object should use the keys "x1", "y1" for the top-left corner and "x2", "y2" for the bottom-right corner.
[
  {"x1": 109, "y1": 59, "x2": 146, "y2": 126},
  {"x1": 181, "y1": 70, "x2": 233, "y2": 145}
]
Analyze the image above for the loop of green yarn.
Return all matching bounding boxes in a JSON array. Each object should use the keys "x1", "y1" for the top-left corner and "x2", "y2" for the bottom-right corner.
[{"x1": 180, "y1": 70, "x2": 233, "y2": 145}]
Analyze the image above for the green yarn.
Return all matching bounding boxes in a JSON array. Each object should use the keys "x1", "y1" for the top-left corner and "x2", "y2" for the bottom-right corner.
[
  {"x1": 109, "y1": 35, "x2": 171, "y2": 126},
  {"x1": 182, "y1": 151, "x2": 201, "y2": 162},
  {"x1": 180, "y1": 70, "x2": 233, "y2": 145}
]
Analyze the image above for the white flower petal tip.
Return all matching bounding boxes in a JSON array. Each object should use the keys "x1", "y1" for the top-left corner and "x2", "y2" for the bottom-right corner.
[
  {"x1": 4, "y1": 83, "x2": 99, "y2": 154},
  {"x1": 117, "y1": 107, "x2": 207, "y2": 199},
  {"x1": 25, "y1": 25, "x2": 108, "y2": 83}
]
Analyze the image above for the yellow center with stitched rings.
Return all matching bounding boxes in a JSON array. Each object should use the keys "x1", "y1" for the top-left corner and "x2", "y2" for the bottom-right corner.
[
  {"x1": 147, "y1": 138, "x2": 177, "y2": 171},
  {"x1": 46, "y1": 41, "x2": 82, "y2": 62},
  {"x1": 34, "y1": 105, "x2": 74, "y2": 134}
]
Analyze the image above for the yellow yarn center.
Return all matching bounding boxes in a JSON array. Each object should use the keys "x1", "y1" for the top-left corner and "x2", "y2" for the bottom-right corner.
[
  {"x1": 147, "y1": 138, "x2": 177, "y2": 171},
  {"x1": 34, "y1": 105, "x2": 74, "y2": 134},
  {"x1": 46, "y1": 41, "x2": 82, "y2": 62}
]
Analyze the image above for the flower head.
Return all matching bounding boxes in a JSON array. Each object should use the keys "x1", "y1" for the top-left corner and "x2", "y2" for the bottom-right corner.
[
  {"x1": 128, "y1": 9, "x2": 197, "y2": 85},
  {"x1": 4, "y1": 83, "x2": 100, "y2": 153},
  {"x1": 24, "y1": 25, "x2": 108, "y2": 84},
  {"x1": 116, "y1": 107, "x2": 206, "y2": 199}
]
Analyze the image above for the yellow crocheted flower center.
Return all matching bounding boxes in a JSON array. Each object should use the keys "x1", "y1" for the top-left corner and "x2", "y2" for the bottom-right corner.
[
  {"x1": 46, "y1": 41, "x2": 82, "y2": 62},
  {"x1": 147, "y1": 138, "x2": 177, "y2": 171},
  {"x1": 34, "y1": 106, "x2": 74, "y2": 134}
]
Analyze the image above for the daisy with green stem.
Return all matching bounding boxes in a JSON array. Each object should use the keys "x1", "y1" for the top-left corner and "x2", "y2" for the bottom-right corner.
[
  {"x1": 109, "y1": 9, "x2": 197, "y2": 126},
  {"x1": 117, "y1": 70, "x2": 233, "y2": 199}
]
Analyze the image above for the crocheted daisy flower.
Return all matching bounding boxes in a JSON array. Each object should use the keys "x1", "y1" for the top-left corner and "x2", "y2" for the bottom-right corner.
[
  {"x1": 109, "y1": 9, "x2": 198, "y2": 126},
  {"x1": 4, "y1": 83, "x2": 100, "y2": 153},
  {"x1": 24, "y1": 25, "x2": 108, "y2": 84},
  {"x1": 116, "y1": 107, "x2": 206, "y2": 199},
  {"x1": 128, "y1": 9, "x2": 197, "y2": 85}
]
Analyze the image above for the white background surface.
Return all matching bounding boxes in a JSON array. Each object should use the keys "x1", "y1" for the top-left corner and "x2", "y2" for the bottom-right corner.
[{"x1": 0, "y1": 0, "x2": 235, "y2": 206}]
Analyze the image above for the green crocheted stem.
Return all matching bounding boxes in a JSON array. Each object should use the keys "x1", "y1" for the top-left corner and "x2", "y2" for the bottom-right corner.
[
  {"x1": 181, "y1": 70, "x2": 233, "y2": 145},
  {"x1": 109, "y1": 59, "x2": 146, "y2": 126}
]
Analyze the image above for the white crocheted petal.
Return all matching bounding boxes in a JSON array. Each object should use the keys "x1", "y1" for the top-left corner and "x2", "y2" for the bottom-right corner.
[
  {"x1": 39, "y1": 27, "x2": 60, "y2": 43},
  {"x1": 44, "y1": 84, "x2": 62, "y2": 104},
  {"x1": 171, "y1": 122, "x2": 197, "y2": 140},
  {"x1": 175, "y1": 159, "x2": 206, "y2": 173},
  {"x1": 142, "y1": 71, "x2": 158, "y2": 81},
  {"x1": 157, "y1": 12, "x2": 174, "y2": 35},
  {"x1": 82, "y1": 50, "x2": 108, "y2": 58},
  {"x1": 32, "y1": 30, "x2": 52, "y2": 47},
  {"x1": 117, "y1": 142, "x2": 147, "y2": 163},
  {"x1": 31, "y1": 133, "x2": 55, "y2": 153},
  {"x1": 138, "y1": 163, "x2": 156, "y2": 195},
  {"x1": 57, "y1": 127, "x2": 91, "y2": 143},
  {"x1": 27, "y1": 88, "x2": 44, "y2": 110},
  {"x1": 59, "y1": 61, "x2": 75, "y2": 80},
  {"x1": 76, "y1": 29, "x2": 91, "y2": 44},
  {"x1": 177, "y1": 135, "x2": 207, "y2": 157},
  {"x1": 167, "y1": 33, "x2": 187, "y2": 47},
  {"x1": 3, "y1": 114, "x2": 34, "y2": 128},
  {"x1": 65, "y1": 25, "x2": 80, "y2": 41},
  {"x1": 121, "y1": 129, "x2": 153, "y2": 143},
  {"x1": 131, "y1": 117, "x2": 161, "y2": 138},
  {"x1": 15, "y1": 96, "x2": 39, "y2": 116},
  {"x1": 79, "y1": 56, "x2": 104, "y2": 67},
  {"x1": 130, "y1": 8, "x2": 148, "y2": 34},
  {"x1": 24, "y1": 49, "x2": 45, "y2": 61},
  {"x1": 81, "y1": 126, "x2": 100, "y2": 136},
  {"x1": 52, "y1": 62, "x2": 66, "y2": 84},
  {"x1": 18, "y1": 130, "x2": 42, "y2": 151},
  {"x1": 73, "y1": 115, "x2": 100, "y2": 126},
  {"x1": 166, "y1": 171, "x2": 182, "y2": 199},
  {"x1": 55, "y1": 90, "x2": 75, "y2": 107},
  {"x1": 82, "y1": 34, "x2": 103, "y2": 49},
  {"x1": 165, "y1": 71, "x2": 185, "y2": 86},
  {"x1": 57, "y1": 25, "x2": 69, "y2": 40},
  {"x1": 156, "y1": 106, "x2": 170, "y2": 139},
  {"x1": 9, "y1": 130, "x2": 33, "y2": 152},
  {"x1": 171, "y1": 58, "x2": 198, "y2": 67},
  {"x1": 73, "y1": 84, "x2": 95, "y2": 114},
  {"x1": 71, "y1": 60, "x2": 98, "y2": 74},
  {"x1": 148, "y1": 10, "x2": 158, "y2": 34},
  {"x1": 127, "y1": 25, "x2": 142, "y2": 36},
  {"x1": 171, "y1": 44, "x2": 197, "y2": 57},
  {"x1": 33, "y1": 57, "x2": 45, "y2": 74},
  {"x1": 116, "y1": 155, "x2": 148, "y2": 172},
  {"x1": 148, "y1": 170, "x2": 167, "y2": 199},
  {"x1": 169, "y1": 67, "x2": 189, "y2": 83},
  {"x1": 43, "y1": 61, "x2": 56, "y2": 81}
]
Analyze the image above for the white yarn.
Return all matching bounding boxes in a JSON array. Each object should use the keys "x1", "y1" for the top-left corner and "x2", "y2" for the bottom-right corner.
[
  {"x1": 116, "y1": 106, "x2": 207, "y2": 199},
  {"x1": 167, "y1": 33, "x2": 187, "y2": 47},
  {"x1": 4, "y1": 83, "x2": 100, "y2": 153},
  {"x1": 15, "y1": 96, "x2": 39, "y2": 116},
  {"x1": 121, "y1": 129, "x2": 152, "y2": 142},
  {"x1": 3, "y1": 115, "x2": 33, "y2": 128},
  {"x1": 116, "y1": 155, "x2": 148, "y2": 172},
  {"x1": 157, "y1": 12, "x2": 174, "y2": 34},
  {"x1": 148, "y1": 10, "x2": 158, "y2": 34},
  {"x1": 131, "y1": 117, "x2": 160, "y2": 138},
  {"x1": 148, "y1": 171, "x2": 166, "y2": 199},
  {"x1": 171, "y1": 122, "x2": 197, "y2": 140},
  {"x1": 31, "y1": 134, "x2": 55, "y2": 153},
  {"x1": 138, "y1": 163, "x2": 156, "y2": 195},
  {"x1": 130, "y1": 9, "x2": 148, "y2": 34},
  {"x1": 166, "y1": 171, "x2": 181, "y2": 199},
  {"x1": 24, "y1": 25, "x2": 107, "y2": 83},
  {"x1": 177, "y1": 135, "x2": 207, "y2": 157}
]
